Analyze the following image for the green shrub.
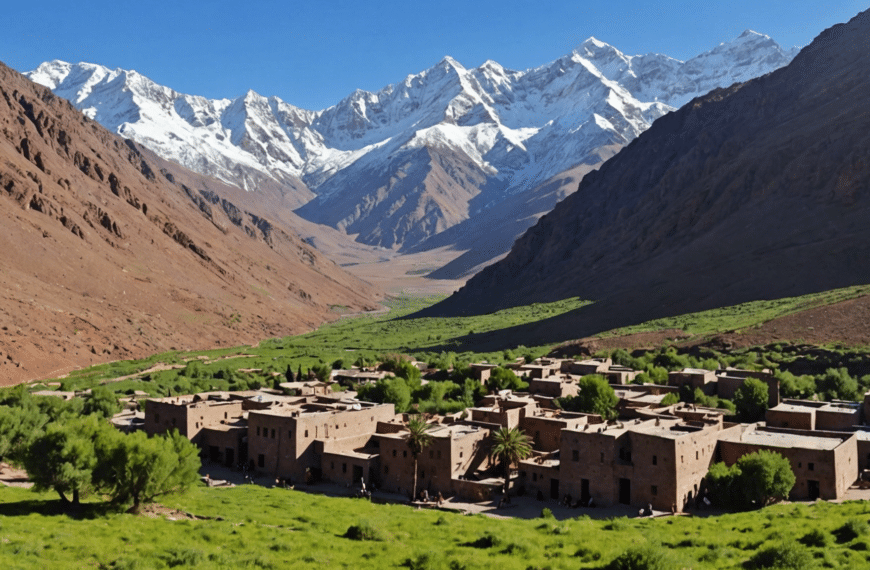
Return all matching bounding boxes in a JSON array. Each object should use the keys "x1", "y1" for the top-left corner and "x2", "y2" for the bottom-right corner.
[
  {"x1": 574, "y1": 546, "x2": 601, "y2": 562},
  {"x1": 747, "y1": 543, "x2": 815, "y2": 569},
  {"x1": 605, "y1": 545, "x2": 669, "y2": 570},
  {"x1": 343, "y1": 520, "x2": 382, "y2": 541},
  {"x1": 800, "y1": 528, "x2": 829, "y2": 547},
  {"x1": 540, "y1": 507, "x2": 554, "y2": 519},
  {"x1": 834, "y1": 518, "x2": 868, "y2": 543},
  {"x1": 163, "y1": 548, "x2": 204, "y2": 568}
]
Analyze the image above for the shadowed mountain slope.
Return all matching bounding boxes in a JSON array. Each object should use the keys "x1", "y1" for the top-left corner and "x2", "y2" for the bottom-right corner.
[
  {"x1": 422, "y1": 9, "x2": 870, "y2": 345},
  {"x1": 0, "y1": 63, "x2": 380, "y2": 384}
]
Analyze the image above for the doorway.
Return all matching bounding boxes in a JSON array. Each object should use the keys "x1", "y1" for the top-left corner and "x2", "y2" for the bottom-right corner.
[
  {"x1": 353, "y1": 464, "x2": 364, "y2": 484},
  {"x1": 619, "y1": 478, "x2": 631, "y2": 505},
  {"x1": 550, "y1": 478, "x2": 560, "y2": 500},
  {"x1": 808, "y1": 480, "x2": 820, "y2": 500},
  {"x1": 581, "y1": 479, "x2": 590, "y2": 504}
]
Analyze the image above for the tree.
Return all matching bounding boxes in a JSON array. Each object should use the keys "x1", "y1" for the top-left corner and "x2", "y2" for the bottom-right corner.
[
  {"x1": 97, "y1": 429, "x2": 201, "y2": 510},
  {"x1": 817, "y1": 367, "x2": 858, "y2": 401},
  {"x1": 490, "y1": 427, "x2": 533, "y2": 495},
  {"x1": 285, "y1": 364, "x2": 295, "y2": 383},
  {"x1": 0, "y1": 404, "x2": 47, "y2": 464},
  {"x1": 486, "y1": 367, "x2": 528, "y2": 392},
  {"x1": 83, "y1": 385, "x2": 121, "y2": 418},
  {"x1": 405, "y1": 415, "x2": 433, "y2": 501},
  {"x1": 705, "y1": 450, "x2": 795, "y2": 510},
  {"x1": 23, "y1": 415, "x2": 110, "y2": 507},
  {"x1": 556, "y1": 375, "x2": 618, "y2": 419},
  {"x1": 734, "y1": 378, "x2": 769, "y2": 422}
]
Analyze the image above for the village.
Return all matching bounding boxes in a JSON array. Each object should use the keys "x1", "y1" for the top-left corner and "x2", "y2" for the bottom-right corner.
[{"x1": 94, "y1": 356, "x2": 870, "y2": 516}]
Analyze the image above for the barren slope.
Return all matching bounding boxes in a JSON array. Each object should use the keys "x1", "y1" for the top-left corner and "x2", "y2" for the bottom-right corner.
[{"x1": 0, "y1": 63, "x2": 380, "y2": 385}]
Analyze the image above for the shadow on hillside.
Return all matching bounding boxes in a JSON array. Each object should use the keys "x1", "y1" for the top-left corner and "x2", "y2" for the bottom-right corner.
[{"x1": 0, "y1": 498, "x2": 115, "y2": 519}]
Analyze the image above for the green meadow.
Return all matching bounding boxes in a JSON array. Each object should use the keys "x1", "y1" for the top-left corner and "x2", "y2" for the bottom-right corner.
[{"x1": 2, "y1": 484, "x2": 870, "y2": 569}]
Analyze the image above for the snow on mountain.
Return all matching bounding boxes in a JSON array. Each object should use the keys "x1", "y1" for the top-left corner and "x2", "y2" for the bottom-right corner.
[{"x1": 26, "y1": 32, "x2": 797, "y2": 249}]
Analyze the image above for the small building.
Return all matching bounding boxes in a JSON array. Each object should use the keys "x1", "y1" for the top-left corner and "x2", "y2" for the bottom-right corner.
[
  {"x1": 718, "y1": 425, "x2": 858, "y2": 501},
  {"x1": 766, "y1": 400, "x2": 861, "y2": 432},
  {"x1": 143, "y1": 395, "x2": 245, "y2": 445}
]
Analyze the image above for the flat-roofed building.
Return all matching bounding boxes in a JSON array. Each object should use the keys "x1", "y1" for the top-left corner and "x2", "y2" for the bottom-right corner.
[
  {"x1": 563, "y1": 358, "x2": 612, "y2": 376},
  {"x1": 560, "y1": 417, "x2": 742, "y2": 512},
  {"x1": 144, "y1": 395, "x2": 245, "y2": 444},
  {"x1": 766, "y1": 400, "x2": 861, "y2": 432},
  {"x1": 376, "y1": 422, "x2": 493, "y2": 500},
  {"x1": 247, "y1": 399, "x2": 396, "y2": 482},
  {"x1": 718, "y1": 425, "x2": 858, "y2": 501}
]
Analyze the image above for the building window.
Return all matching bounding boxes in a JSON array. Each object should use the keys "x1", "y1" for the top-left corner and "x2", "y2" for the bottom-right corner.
[
  {"x1": 437, "y1": 450, "x2": 442, "y2": 459},
  {"x1": 304, "y1": 430, "x2": 308, "y2": 438},
  {"x1": 342, "y1": 463, "x2": 347, "y2": 474},
  {"x1": 572, "y1": 450, "x2": 579, "y2": 462},
  {"x1": 258, "y1": 454, "x2": 265, "y2": 468},
  {"x1": 600, "y1": 452, "x2": 604, "y2": 463},
  {"x1": 288, "y1": 430, "x2": 292, "y2": 438},
  {"x1": 257, "y1": 426, "x2": 261, "y2": 436},
  {"x1": 532, "y1": 473, "x2": 537, "y2": 482},
  {"x1": 681, "y1": 455, "x2": 684, "y2": 463},
  {"x1": 392, "y1": 450, "x2": 397, "y2": 457},
  {"x1": 171, "y1": 418, "x2": 177, "y2": 427},
  {"x1": 331, "y1": 462, "x2": 335, "y2": 470},
  {"x1": 652, "y1": 455, "x2": 657, "y2": 466},
  {"x1": 651, "y1": 485, "x2": 657, "y2": 496},
  {"x1": 224, "y1": 412, "x2": 228, "y2": 419},
  {"x1": 460, "y1": 452, "x2": 463, "y2": 458},
  {"x1": 404, "y1": 450, "x2": 407, "y2": 458},
  {"x1": 429, "y1": 450, "x2": 434, "y2": 459},
  {"x1": 271, "y1": 429, "x2": 276, "y2": 439},
  {"x1": 696, "y1": 451, "x2": 699, "y2": 460},
  {"x1": 809, "y1": 462, "x2": 815, "y2": 471},
  {"x1": 384, "y1": 466, "x2": 389, "y2": 474}
]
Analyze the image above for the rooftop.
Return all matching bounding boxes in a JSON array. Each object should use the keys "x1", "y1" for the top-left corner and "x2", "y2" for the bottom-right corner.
[{"x1": 721, "y1": 428, "x2": 848, "y2": 451}]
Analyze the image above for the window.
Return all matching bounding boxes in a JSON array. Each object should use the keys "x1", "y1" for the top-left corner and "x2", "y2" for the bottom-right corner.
[
  {"x1": 384, "y1": 466, "x2": 389, "y2": 474},
  {"x1": 224, "y1": 412, "x2": 227, "y2": 419},
  {"x1": 572, "y1": 450, "x2": 579, "y2": 462},
  {"x1": 392, "y1": 450, "x2": 397, "y2": 457},
  {"x1": 429, "y1": 450, "x2": 434, "y2": 459},
  {"x1": 304, "y1": 430, "x2": 308, "y2": 438},
  {"x1": 651, "y1": 485, "x2": 658, "y2": 496},
  {"x1": 533, "y1": 473, "x2": 538, "y2": 482},
  {"x1": 288, "y1": 430, "x2": 292, "y2": 438},
  {"x1": 171, "y1": 418, "x2": 177, "y2": 427},
  {"x1": 600, "y1": 452, "x2": 604, "y2": 463},
  {"x1": 342, "y1": 463, "x2": 347, "y2": 473},
  {"x1": 257, "y1": 426, "x2": 261, "y2": 436},
  {"x1": 460, "y1": 452, "x2": 463, "y2": 458},
  {"x1": 437, "y1": 450, "x2": 442, "y2": 459},
  {"x1": 331, "y1": 462, "x2": 335, "y2": 470},
  {"x1": 652, "y1": 455, "x2": 657, "y2": 466},
  {"x1": 257, "y1": 454, "x2": 265, "y2": 468},
  {"x1": 403, "y1": 450, "x2": 407, "y2": 458},
  {"x1": 271, "y1": 429, "x2": 275, "y2": 439},
  {"x1": 681, "y1": 455, "x2": 684, "y2": 464},
  {"x1": 696, "y1": 451, "x2": 699, "y2": 460},
  {"x1": 808, "y1": 462, "x2": 815, "y2": 471}
]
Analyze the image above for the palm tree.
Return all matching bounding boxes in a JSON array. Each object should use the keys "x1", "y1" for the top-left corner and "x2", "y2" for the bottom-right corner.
[
  {"x1": 406, "y1": 415, "x2": 434, "y2": 501},
  {"x1": 491, "y1": 427, "x2": 533, "y2": 496}
]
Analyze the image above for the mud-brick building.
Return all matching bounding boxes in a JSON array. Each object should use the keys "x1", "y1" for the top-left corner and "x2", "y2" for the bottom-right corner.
[
  {"x1": 559, "y1": 418, "x2": 743, "y2": 512},
  {"x1": 143, "y1": 395, "x2": 245, "y2": 444},
  {"x1": 200, "y1": 420, "x2": 248, "y2": 468},
  {"x1": 376, "y1": 423, "x2": 494, "y2": 500},
  {"x1": 520, "y1": 410, "x2": 595, "y2": 452},
  {"x1": 766, "y1": 400, "x2": 861, "y2": 431},
  {"x1": 469, "y1": 394, "x2": 537, "y2": 429},
  {"x1": 718, "y1": 425, "x2": 858, "y2": 500},
  {"x1": 246, "y1": 399, "x2": 396, "y2": 482}
]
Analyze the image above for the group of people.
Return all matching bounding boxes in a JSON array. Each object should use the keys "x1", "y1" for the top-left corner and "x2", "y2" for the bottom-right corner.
[{"x1": 418, "y1": 489, "x2": 445, "y2": 506}]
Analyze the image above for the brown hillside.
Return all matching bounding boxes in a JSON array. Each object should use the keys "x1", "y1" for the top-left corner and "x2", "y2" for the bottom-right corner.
[
  {"x1": 424, "y1": 10, "x2": 870, "y2": 350},
  {"x1": 0, "y1": 62, "x2": 380, "y2": 385}
]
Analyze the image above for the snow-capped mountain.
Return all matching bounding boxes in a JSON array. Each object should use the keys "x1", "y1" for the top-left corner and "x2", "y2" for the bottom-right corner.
[{"x1": 27, "y1": 31, "x2": 797, "y2": 250}]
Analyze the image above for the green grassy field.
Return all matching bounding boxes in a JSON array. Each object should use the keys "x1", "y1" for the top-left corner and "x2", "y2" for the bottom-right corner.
[
  {"x1": 600, "y1": 285, "x2": 870, "y2": 340},
  {"x1": 2, "y1": 484, "x2": 870, "y2": 569}
]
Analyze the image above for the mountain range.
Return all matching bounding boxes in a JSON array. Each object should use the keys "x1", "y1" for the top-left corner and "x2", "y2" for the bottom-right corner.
[
  {"x1": 423, "y1": 8, "x2": 870, "y2": 349},
  {"x1": 0, "y1": 62, "x2": 379, "y2": 384},
  {"x1": 25, "y1": 33, "x2": 797, "y2": 273}
]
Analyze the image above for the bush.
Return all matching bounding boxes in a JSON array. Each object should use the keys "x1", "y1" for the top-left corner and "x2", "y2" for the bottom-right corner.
[
  {"x1": 747, "y1": 543, "x2": 815, "y2": 569},
  {"x1": 540, "y1": 507, "x2": 554, "y2": 519},
  {"x1": 834, "y1": 518, "x2": 868, "y2": 543},
  {"x1": 660, "y1": 393, "x2": 679, "y2": 406},
  {"x1": 799, "y1": 528, "x2": 829, "y2": 547},
  {"x1": 343, "y1": 521, "x2": 382, "y2": 541},
  {"x1": 605, "y1": 545, "x2": 669, "y2": 570}
]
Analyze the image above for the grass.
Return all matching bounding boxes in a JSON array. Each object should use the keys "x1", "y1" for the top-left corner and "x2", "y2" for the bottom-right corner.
[
  {"x1": 3, "y1": 485, "x2": 870, "y2": 568},
  {"x1": 40, "y1": 295, "x2": 591, "y2": 395},
  {"x1": 599, "y1": 285, "x2": 870, "y2": 340}
]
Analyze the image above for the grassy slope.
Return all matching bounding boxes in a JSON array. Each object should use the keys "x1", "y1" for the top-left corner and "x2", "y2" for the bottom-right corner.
[
  {"x1": 2, "y1": 484, "x2": 870, "y2": 569},
  {"x1": 599, "y1": 285, "x2": 870, "y2": 340}
]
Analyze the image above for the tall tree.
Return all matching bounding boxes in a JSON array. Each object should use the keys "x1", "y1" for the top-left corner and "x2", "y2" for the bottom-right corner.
[
  {"x1": 491, "y1": 427, "x2": 533, "y2": 495},
  {"x1": 405, "y1": 415, "x2": 434, "y2": 501},
  {"x1": 23, "y1": 415, "x2": 110, "y2": 507},
  {"x1": 556, "y1": 375, "x2": 618, "y2": 419},
  {"x1": 96, "y1": 429, "x2": 201, "y2": 511},
  {"x1": 734, "y1": 378, "x2": 770, "y2": 422}
]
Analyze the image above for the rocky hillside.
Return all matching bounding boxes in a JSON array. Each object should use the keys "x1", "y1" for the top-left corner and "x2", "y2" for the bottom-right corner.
[
  {"x1": 424, "y1": 9, "x2": 870, "y2": 345},
  {"x1": 26, "y1": 33, "x2": 796, "y2": 253},
  {"x1": 0, "y1": 62, "x2": 380, "y2": 385}
]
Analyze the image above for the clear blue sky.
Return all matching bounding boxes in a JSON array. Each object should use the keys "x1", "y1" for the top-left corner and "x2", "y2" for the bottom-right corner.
[{"x1": 2, "y1": 1, "x2": 865, "y2": 110}]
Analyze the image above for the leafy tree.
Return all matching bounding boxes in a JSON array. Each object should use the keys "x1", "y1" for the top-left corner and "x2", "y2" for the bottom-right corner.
[
  {"x1": 660, "y1": 393, "x2": 679, "y2": 407},
  {"x1": 490, "y1": 427, "x2": 532, "y2": 495},
  {"x1": 0, "y1": 404, "x2": 48, "y2": 463},
  {"x1": 776, "y1": 370, "x2": 816, "y2": 399},
  {"x1": 83, "y1": 385, "x2": 121, "y2": 418},
  {"x1": 97, "y1": 429, "x2": 200, "y2": 510},
  {"x1": 24, "y1": 415, "x2": 110, "y2": 507},
  {"x1": 816, "y1": 367, "x2": 858, "y2": 401},
  {"x1": 705, "y1": 450, "x2": 795, "y2": 510},
  {"x1": 310, "y1": 363, "x2": 332, "y2": 383},
  {"x1": 486, "y1": 367, "x2": 528, "y2": 392},
  {"x1": 405, "y1": 416, "x2": 434, "y2": 501},
  {"x1": 556, "y1": 375, "x2": 618, "y2": 419},
  {"x1": 733, "y1": 378, "x2": 769, "y2": 422}
]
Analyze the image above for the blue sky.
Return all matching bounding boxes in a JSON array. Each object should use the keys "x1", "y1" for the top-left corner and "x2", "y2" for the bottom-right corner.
[{"x1": 2, "y1": 1, "x2": 865, "y2": 110}]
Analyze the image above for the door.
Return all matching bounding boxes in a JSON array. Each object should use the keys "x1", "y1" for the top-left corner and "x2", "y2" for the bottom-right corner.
[
  {"x1": 619, "y1": 478, "x2": 631, "y2": 505},
  {"x1": 353, "y1": 464, "x2": 364, "y2": 484},
  {"x1": 225, "y1": 448, "x2": 234, "y2": 468},
  {"x1": 808, "y1": 480, "x2": 820, "y2": 500},
  {"x1": 550, "y1": 478, "x2": 560, "y2": 500},
  {"x1": 581, "y1": 479, "x2": 590, "y2": 504}
]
